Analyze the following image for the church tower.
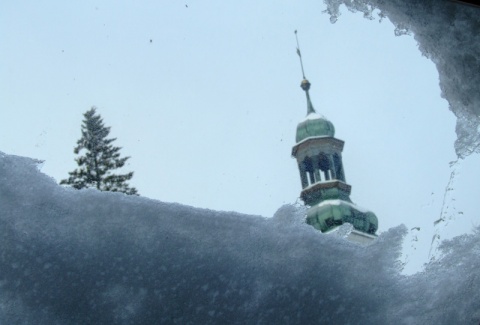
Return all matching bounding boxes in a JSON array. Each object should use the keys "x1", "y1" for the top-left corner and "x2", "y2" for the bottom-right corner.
[{"x1": 292, "y1": 32, "x2": 378, "y2": 241}]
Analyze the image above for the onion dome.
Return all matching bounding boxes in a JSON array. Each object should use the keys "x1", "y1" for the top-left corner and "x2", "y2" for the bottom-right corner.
[{"x1": 296, "y1": 112, "x2": 335, "y2": 143}]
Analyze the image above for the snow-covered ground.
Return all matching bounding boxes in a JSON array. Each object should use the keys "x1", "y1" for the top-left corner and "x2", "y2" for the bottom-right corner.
[{"x1": 1, "y1": 151, "x2": 479, "y2": 324}]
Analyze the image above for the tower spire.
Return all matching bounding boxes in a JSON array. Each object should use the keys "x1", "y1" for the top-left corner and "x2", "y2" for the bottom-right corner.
[
  {"x1": 291, "y1": 33, "x2": 379, "y2": 240},
  {"x1": 294, "y1": 30, "x2": 315, "y2": 115}
]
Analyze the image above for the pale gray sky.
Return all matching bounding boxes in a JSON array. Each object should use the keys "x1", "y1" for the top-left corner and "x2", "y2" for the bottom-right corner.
[{"x1": 1, "y1": 1, "x2": 478, "y2": 272}]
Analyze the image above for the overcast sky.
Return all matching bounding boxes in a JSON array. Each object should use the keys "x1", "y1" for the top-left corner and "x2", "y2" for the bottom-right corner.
[{"x1": 1, "y1": 1, "x2": 478, "y2": 272}]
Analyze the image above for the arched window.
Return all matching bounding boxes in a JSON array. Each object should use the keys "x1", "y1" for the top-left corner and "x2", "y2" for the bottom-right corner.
[{"x1": 302, "y1": 157, "x2": 316, "y2": 186}]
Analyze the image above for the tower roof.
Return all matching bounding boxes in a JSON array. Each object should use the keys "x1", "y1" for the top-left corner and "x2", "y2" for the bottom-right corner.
[
  {"x1": 306, "y1": 199, "x2": 378, "y2": 234},
  {"x1": 296, "y1": 111, "x2": 335, "y2": 143}
]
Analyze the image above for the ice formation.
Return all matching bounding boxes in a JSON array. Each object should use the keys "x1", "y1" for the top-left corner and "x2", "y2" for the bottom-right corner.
[
  {"x1": 1, "y1": 152, "x2": 479, "y2": 324},
  {"x1": 323, "y1": 0, "x2": 480, "y2": 158}
]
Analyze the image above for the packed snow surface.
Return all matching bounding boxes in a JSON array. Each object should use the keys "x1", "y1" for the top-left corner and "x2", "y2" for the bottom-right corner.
[
  {"x1": 323, "y1": 0, "x2": 480, "y2": 158},
  {"x1": 1, "y1": 152, "x2": 479, "y2": 324}
]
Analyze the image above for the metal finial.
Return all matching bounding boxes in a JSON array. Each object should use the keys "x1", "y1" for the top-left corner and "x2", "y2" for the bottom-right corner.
[
  {"x1": 295, "y1": 30, "x2": 306, "y2": 80},
  {"x1": 295, "y1": 30, "x2": 315, "y2": 115}
]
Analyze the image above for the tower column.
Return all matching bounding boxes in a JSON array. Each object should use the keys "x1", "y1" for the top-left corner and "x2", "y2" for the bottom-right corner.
[
  {"x1": 329, "y1": 154, "x2": 337, "y2": 180},
  {"x1": 299, "y1": 167, "x2": 308, "y2": 188},
  {"x1": 313, "y1": 156, "x2": 321, "y2": 183}
]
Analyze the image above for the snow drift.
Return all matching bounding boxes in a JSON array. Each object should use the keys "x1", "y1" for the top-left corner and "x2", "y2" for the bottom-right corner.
[
  {"x1": 323, "y1": 0, "x2": 480, "y2": 158},
  {"x1": 1, "y1": 152, "x2": 479, "y2": 324}
]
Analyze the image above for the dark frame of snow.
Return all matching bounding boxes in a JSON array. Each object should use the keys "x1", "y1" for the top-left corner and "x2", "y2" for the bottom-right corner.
[{"x1": 1, "y1": 151, "x2": 480, "y2": 323}]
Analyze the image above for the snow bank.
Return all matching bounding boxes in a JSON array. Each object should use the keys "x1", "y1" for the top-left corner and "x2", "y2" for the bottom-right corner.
[
  {"x1": 1, "y1": 152, "x2": 479, "y2": 324},
  {"x1": 323, "y1": 0, "x2": 480, "y2": 158}
]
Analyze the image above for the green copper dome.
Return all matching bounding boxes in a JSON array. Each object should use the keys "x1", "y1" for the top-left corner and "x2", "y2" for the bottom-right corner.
[
  {"x1": 306, "y1": 199, "x2": 378, "y2": 234},
  {"x1": 296, "y1": 113, "x2": 335, "y2": 143}
]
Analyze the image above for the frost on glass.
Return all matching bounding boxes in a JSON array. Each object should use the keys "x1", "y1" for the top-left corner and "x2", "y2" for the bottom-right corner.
[
  {"x1": 323, "y1": 0, "x2": 480, "y2": 158},
  {"x1": 1, "y1": 152, "x2": 479, "y2": 324}
]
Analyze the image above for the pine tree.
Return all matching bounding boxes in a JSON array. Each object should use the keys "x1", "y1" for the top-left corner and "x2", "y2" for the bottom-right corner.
[{"x1": 61, "y1": 107, "x2": 138, "y2": 195}]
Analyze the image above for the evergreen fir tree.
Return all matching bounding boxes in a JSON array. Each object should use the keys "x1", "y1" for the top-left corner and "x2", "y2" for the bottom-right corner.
[{"x1": 61, "y1": 107, "x2": 138, "y2": 195}]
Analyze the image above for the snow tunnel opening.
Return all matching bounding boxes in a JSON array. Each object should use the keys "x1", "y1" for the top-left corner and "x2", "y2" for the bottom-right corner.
[{"x1": 318, "y1": 2, "x2": 479, "y2": 274}]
